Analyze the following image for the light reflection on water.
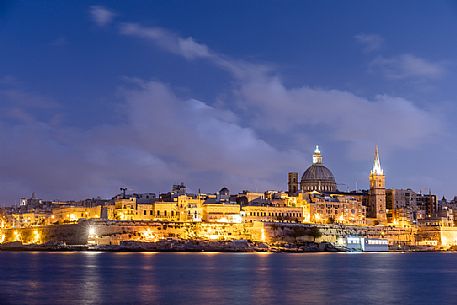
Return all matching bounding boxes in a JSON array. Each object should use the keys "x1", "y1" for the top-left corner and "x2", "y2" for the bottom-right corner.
[{"x1": 0, "y1": 252, "x2": 457, "y2": 304}]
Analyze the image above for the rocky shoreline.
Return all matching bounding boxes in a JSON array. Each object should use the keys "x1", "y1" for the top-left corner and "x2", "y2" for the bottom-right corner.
[
  {"x1": 0, "y1": 240, "x2": 344, "y2": 253},
  {"x1": 0, "y1": 240, "x2": 444, "y2": 252}
]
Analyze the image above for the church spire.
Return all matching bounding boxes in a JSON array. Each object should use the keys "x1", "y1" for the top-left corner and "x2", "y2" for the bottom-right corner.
[
  {"x1": 312, "y1": 145, "x2": 323, "y2": 164},
  {"x1": 371, "y1": 145, "x2": 384, "y2": 175}
]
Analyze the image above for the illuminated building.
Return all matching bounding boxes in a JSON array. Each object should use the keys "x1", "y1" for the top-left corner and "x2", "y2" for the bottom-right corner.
[
  {"x1": 242, "y1": 205, "x2": 306, "y2": 223},
  {"x1": 307, "y1": 192, "x2": 366, "y2": 225},
  {"x1": 10, "y1": 212, "x2": 51, "y2": 227},
  {"x1": 386, "y1": 189, "x2": 417, "y2": 226},
  {"x1": 113, "y1": 194, "x2": 205, "y2": 222},
  {"x1": 153, "y1": 201, "x2": 181, "y2": 221},
  {"x1": 19, "y1": 192, "x2": 42, "y2": 206},
  {"x1": 235, "y1": 191, "x2": 267, "y2": 206},
  {"x1": 416, "y1": 192, "x2": 437, "y2": 218},
  {"x1": 368, "y1": 145, "x2": 387, "y2": 224},
  {"x1": 177, "y1": 194, "x2": 203, "y2": 221},
  {"x1": 114, "y1": 197, "x2": 138, "y2": 220},
  {"x1": 52, "y1": 206, "x2": 102, "y2": 223},
  {"x1": 300, "y1": 146, "x2": 337, "y2": 192},
  {"x1": 202, "y1": 204, "x2": 241, "y2": 223}
]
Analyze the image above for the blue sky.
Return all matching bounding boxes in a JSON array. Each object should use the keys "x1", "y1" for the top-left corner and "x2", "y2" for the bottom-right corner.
[{"x1": 1, "y1": 1, "x2": 457, "y2": 203}]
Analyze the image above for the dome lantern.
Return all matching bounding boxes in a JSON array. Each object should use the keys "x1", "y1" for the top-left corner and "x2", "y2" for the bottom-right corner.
[{"x1": 312, "y1": 145, "x2": 323, "y2": 164}]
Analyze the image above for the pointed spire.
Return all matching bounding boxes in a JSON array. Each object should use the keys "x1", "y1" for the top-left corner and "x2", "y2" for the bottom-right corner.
[
  {"x1": 312, "y1": 145, "x2": 323, "y2": 164},
  {"x1": 371, "y1": 145, "x2": 384, "y2": 175}
]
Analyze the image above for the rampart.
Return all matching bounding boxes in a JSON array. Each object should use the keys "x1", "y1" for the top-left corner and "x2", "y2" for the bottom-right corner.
[{"x1": 1, "y1": 220, "x2": 452, "y2": 248}]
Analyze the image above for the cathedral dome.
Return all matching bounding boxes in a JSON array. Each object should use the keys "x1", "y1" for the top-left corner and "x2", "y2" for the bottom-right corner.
[
  {"x1": 301, "y1": 164, "x2": 336, "y2": 183},
  {"x1": 300, "y1": 146, "x2": 337, "y2": 192},
  {"x1": 219, "y1": 187, "x2": 230, "y2": 196}
]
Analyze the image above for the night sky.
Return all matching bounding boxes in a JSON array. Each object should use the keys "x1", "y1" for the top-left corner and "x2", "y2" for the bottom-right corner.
[{"x1": 1, "y1": 1, "x2": 456, "y2": 204}]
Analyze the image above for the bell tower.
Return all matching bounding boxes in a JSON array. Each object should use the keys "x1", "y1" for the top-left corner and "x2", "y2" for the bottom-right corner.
[
  {"x1": 288, "y1": 172, "x2": 299, "y2": 195},
  {"x1": 368, "y1": 145, "x2": 387, "y2": 224}
]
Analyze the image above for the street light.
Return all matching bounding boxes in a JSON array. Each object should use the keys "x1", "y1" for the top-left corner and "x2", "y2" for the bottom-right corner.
[{"x1": 88, "y1": 226, "x2": 96, "y2": 237}]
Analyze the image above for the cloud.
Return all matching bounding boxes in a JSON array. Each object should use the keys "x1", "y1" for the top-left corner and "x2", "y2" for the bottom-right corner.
[
  {"x1": 119, "y1": 22, "x2": 271, "y2": 79},
  {"x1": 0, "y1": 81, "x2": 302, "y2": 203},
  {"x1": 120, "y1": 23, "x2": 210, "y2": 59},
  {"x1": 354, "y1": 34, "x2": 446, "y2": 81},
  {"x1": 111, "y1": 20, "x2": 444, "y2": 184},
  {"x1": 90, "y1": 5, "x2": 116, "y2": 27},
  {"x1": 118, "y1": 21, "x2": 443, "y2": 169},
  {"x1": 355, "y1": 33, "x2": 384, "y2": 52},
  {"x1": 2, "y1": 17, "x2": 449, "y2": 202},
  {"x1": 370, "y1": 54, "x2": 445, "y2": 80},
  {"x1": 234, "y1": 76, "x2": 442, "y2": 160},
  {"x1": 118, "y1": 81, "x2": 302, "y2": 178},
  {"x1": 0, "y1": 88, "x2": 59, "y2": 110}
]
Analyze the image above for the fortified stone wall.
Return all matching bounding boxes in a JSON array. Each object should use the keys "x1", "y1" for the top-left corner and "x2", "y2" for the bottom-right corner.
[
  {"x1": 88, "y1": 220, "x2": 262, "y2": 243},
  {"x1": 0, "y1": 220, "x2": 434, "y2": 247},
  {"x1": 0, "y1": 223, "x2": 88, "y2": 245},
  {"x1": 0, "y1": 220, "x2": 264, "y2": 245},
  {"x1": 415, "y1": 226, "x2": 457, "y2": 247},
  {"x1": 263, "y1": 223, "x2": 416, "y2": 246}
]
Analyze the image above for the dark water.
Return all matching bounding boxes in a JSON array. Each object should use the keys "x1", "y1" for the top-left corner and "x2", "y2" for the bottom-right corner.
[{"x1": 0, "y1": 252, "x2": 456, "y2": 305}]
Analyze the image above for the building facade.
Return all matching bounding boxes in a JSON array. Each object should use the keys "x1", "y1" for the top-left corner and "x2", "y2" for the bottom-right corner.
[{"x1": 308, "y1": 192, "x2": 366, "y2": 225}]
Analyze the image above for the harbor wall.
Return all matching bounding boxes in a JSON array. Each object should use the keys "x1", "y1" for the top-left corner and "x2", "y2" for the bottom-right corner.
[{"x1": 1, "y1": 220, "x2": 451, "y2": 248}]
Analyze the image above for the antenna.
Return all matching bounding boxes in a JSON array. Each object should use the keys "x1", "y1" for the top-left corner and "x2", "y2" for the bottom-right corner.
[{"x1": 120, "y1": 187, "x2": 127, "y2": 199}]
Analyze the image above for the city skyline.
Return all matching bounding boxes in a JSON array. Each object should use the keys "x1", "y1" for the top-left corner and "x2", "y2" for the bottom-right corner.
[{"x1": 1, "y1": 1, "x2": 457, "y2": 203}]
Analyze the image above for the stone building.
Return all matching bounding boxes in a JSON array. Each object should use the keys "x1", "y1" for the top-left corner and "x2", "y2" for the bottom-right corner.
[
  {"x1": 386, "y1": 189, "x2": 417, "y2": 226},
  {"x1": 307, "y1": 192, "x2": 366, "y2": 225},
  {"x1": 242, "y1": 205, "x2": 306, "y2": 223},
  {"x1": 202, "y1": 204, "x2": 241, "y2": 223},
  {"x1": 113, "y1": 195, "x2": 202, "y2": 222},
  {"x1": 52, "y1": 206, "x2": 102, "y2": 223}
]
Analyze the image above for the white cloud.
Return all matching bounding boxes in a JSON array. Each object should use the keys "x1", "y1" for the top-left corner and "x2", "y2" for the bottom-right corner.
[
  {"x1": 354, "y1": 34, "x2": 446, "y2": 81},
  {"x1": 0, "y1": 81, "x2": 303, "y2": 203},
  {"x1": 119, "y1": 22, "x2": 271, "y2": 79},
  {"x1": 119, "y1": 81, "x2": 302, "y2": 178},
  {"x1": 370, "y1": 54, "x2": 445, "y2": 80},
  {"x1": 118, "y1": 21, "x2": 444, "y2": 160},
  {"x1": 120, "y1": 23, "x2": 211, "y2": 59},
  {"x1": 354, "y1": 33, "x2": 384, "y2": 52},
  {"x1": 90, "y1": 6, "x2": 116, "y2": 27},
  {"x1": 234, "y1": 76, "x2": 442, "y2": 160},
  {"x1": 2, "y1": 17, "x2": 448, "y2": 202}
]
